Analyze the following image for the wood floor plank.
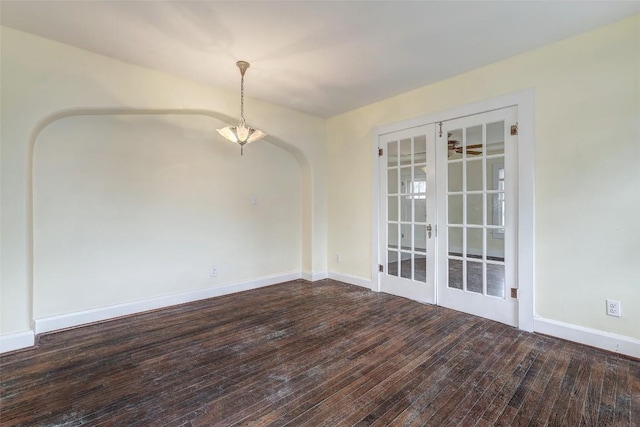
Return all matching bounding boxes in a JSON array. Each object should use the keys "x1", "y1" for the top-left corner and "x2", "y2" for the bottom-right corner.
[
  {"x1": 336, "y1": 318, "x2": 497, "y2": 427},
  {"x1": 396, "y1": 322, "x2": 508, "y2": 426},
  {"x1": 367, "y1": 321, "x2": 513, "y2": 427},
  {"x1": 425, "y1": 325, "x2": 524, "y2": 426},
  {"x1": 526, "y1": 341, "x2": 575, "y2": 427},
  {"x1": 287, "y1": 310, "x2": 480, "y2": 426},
  {"x1": 612, "y1": 357, "x2": 631, "y2": 426},
  {"x1": 582, "y1": 348, "x2": 608, "y2": 427},
  {"x1": 544, "y1": 344, "x2": 588, "y2": 425},
  {"x1": 472, "y1": 334, "x2": 547, "y2": 425},
  {"x1": 216, "y1": 297, "x2": 444, "y2": 426},
  {"x1": 485, "y1": 335, "x2": 556, "y2": 426},
  {"x1": 228, "y1": 322, "x2": 434, "y2": 426},
  {"x1": 631, "y1": 360, "x2": 640, "y2": 426},
  {"x1": 598, "y1": 354, "x2": 620, "y2": 426},
  {"x1": 454, "y1": 332, "x2": 538, "y2": 426},
  {"x1": 508, "y1": 338, "x2": 562, "y2": 427},
  {"x1": 562, "y1": 349, "x2": 596, "y2": 426},
  {"x1": 1, "y1": 279, "x2": 638, "y2": 426},
  {"x1": 236, "y1": 309, "x2": 454, "y2": 427}
]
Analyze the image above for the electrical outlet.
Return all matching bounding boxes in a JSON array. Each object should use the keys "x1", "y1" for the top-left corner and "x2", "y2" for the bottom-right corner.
[
  {"x1": 335, "y1": 253, "x2": 341, "y2": 263},
  {"x1": 606, "y1": 299, "x2": 621, "y2": 317},
  {"x1": 210, "y1": 267, "x2": 218, "y2": 278}
]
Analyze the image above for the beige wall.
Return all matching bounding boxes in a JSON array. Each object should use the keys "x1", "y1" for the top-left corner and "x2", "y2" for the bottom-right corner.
[
  {"x1": 33, "y1": 115, "x2": 300, "y2": 318},
  {"x1": 327, "y1": 16, "x2": 640, "y2": 339},
  {"x1": 1, "y1": 27, "x2": 326, "y2": 335}
]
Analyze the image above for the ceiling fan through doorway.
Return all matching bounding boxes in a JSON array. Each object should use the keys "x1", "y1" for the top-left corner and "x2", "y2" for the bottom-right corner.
[{"x1": 447, "y1": 133, "x2": 482, "y2": 157}]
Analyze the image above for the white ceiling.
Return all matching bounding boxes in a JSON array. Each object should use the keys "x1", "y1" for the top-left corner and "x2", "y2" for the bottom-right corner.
[{"x1": 2, "y1": 1, "x2": 638, "y2": 117}]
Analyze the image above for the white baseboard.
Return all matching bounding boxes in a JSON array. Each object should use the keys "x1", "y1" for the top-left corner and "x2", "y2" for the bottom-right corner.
[
  {"x1": 534, "y1": 316, "x2": 640, "y2": 359},
  {"x1": 302, "y1": 270, "x2": 329, "y2": 282},
  {"x1": 329, "y1": 271, "x2": 373, "y2": 290},
  {"x1": 34, "y1": 271, "x2": 301, "y2": 336},
  {"x1": 0, "y1": 330, "x2": 35, "y2": 354}
]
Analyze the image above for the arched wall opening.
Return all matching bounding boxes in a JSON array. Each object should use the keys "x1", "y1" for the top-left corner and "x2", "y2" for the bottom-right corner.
[{"x1": 28, "y1": 109, "x2": 311, "y2": 324}]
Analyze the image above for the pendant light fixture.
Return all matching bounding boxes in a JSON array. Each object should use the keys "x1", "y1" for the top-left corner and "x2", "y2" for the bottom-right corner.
[{"x1": 217, "y1": 61, "x2": 266, "y2": 155}]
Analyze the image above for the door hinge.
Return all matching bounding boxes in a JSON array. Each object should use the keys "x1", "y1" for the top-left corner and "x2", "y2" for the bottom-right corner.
[
  {"x1": 510, "y1": 288, "x2": 518, "y2": 299},
  {"x1": 379, "y1": 264, "x2": 384, "y2": 273},
  {"x1": 378, "y1": 147, "x2": 383, "y2": 156},
  {"x1": 510, "y1": 123, "x2": 518, "y2": 136}
]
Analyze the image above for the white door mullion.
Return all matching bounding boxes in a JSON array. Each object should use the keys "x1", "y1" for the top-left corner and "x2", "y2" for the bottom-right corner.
[{"x1": 482, "y1": 123, "x2": 487, "y2": 296}]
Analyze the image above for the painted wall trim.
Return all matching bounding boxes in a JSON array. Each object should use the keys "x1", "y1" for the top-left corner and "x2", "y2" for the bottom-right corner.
[
  {"x1": 302, "y1": 270, "x2": 329, "y2": 282},
  {"x1": 329, "y1": 272, "x2": 373, "y2": 290},
  {"x1": 34, "y1": 271, "x2": 301, "y2": 335},
  {"x1": 534, "y1": 316, "x2": 640, "y2": 360},
  {"x1": 0, "y1": 330, "x2": 35, "y2": 354}
]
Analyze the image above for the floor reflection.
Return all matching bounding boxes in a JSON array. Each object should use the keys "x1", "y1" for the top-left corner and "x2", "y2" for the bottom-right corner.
[
  {"x1": 388, "y1": 256, "x2": 426, "y2": 282},
  {"x1": 388, "y1": 257, "x2": 505, "y2": 298},
  {"x1": 448, "y1": 259, "x2": 505, "y2": 298}
]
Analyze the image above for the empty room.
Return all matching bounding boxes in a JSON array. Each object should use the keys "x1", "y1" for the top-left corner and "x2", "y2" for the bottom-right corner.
[{"x1": 1, "y1": 1, "x2": 639, "y2": 425}]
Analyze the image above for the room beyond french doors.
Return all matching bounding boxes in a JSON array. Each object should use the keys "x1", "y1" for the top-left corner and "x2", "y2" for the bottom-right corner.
[{"x1": 378, "y1": 106, "x2": 519, "y2": 327}]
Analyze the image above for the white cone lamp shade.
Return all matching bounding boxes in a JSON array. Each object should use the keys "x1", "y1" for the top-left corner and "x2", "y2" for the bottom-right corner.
[
  {"x1": 217, "y1": 61, "x2": 266, "y2": 155},
  {"x1": 217, "y1": 121, "x2": 266, "y2": 144}
]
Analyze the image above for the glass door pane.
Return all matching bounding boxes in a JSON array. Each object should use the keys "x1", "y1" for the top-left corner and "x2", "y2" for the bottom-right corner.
[
  {"x1": 445, "y1": 121, "x2": 507, "y2": 298},
  {"x1": 387, "y1": 139, "x2": 400, "y2": 275}
]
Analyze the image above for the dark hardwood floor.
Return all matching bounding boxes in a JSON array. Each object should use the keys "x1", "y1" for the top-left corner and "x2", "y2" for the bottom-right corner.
[{"x1": 1, "y1": 280, "x2": 638, "y2": 426}]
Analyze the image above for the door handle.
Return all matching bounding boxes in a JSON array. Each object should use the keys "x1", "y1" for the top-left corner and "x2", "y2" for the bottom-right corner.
[{"x1": 427, "y1": 224, "x2": 432, "y2": 239}]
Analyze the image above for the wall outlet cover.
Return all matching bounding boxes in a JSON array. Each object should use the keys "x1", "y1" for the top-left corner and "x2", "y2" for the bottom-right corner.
[{"x1": 606, "y1": 299, "x2": 621, "y2": 317}]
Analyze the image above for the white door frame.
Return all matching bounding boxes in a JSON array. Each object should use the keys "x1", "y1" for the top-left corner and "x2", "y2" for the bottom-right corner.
[{"x1": 370, "y1": 89, "x2": 534, "y2": 332}]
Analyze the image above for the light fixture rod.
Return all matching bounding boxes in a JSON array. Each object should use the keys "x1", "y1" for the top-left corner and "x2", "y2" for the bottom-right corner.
[{"x1": 237, "y1": 61, "x2": 249, "y2": 123}]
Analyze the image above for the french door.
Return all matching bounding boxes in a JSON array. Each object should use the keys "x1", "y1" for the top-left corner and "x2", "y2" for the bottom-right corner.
[
  {"x1": 379, "y1": 106, "x2": 518, "y2": 327},
  {"x1": 379, "y1": 125, "x2": 436, "y2": 303},
  {"x1": 436, "y1": 107, "x2": 518, "y2": 326}
]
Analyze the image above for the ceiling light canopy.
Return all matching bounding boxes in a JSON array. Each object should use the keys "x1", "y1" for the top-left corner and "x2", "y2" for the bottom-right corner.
[{"x1": 217, "y1": 61, "x2": 266, "y2": 155}]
